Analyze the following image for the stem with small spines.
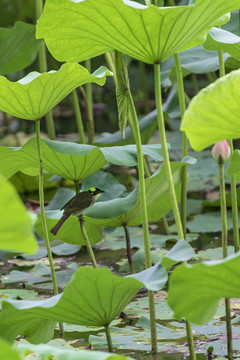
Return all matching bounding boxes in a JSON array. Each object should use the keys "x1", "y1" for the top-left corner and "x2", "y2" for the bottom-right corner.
[
  {"x1": 218, "y1": 49, "x2": 239, "y2": 252},
  {"x1": 174, "y1": 53, "x2": 188, "y2": 239},
  {"x1": 35, "y1": 0, "x2": 56, "y2": 140},
  {"x1": 74, "y1": 181, "x2": 97, "y2": 268},
  {"x1": 36, "y1": 118, "x2": 64, "y2": 337}
]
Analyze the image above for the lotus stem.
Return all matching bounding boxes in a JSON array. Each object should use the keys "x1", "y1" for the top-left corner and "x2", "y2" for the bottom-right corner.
[
  {"x1": 123, "y1": 224, "x2": 134, "y2": 274},
  {"x1": 154, "y1": 63, "x2": 196, "y2": 359},
  {"x1": 78, "y1": 215, "x2": 97, "y2": 268},
  {"x1": 35, "y1": 119, "x2": 64, "y2": 336},
  {"x1": 186, "y1": 321, "x2": 196, "y2": 360},
  {"x1": 80, "y1": 86, "x2": 94, "y2": 144},
  {"x1": 218, "y1": 49, "x2": 239, "y2": 252},
  {"x1": 228, "y1": 141, "x2": 240, "y2": 252},
  {"x1": 154, "y1": 64, "x2": 184, "y2": 240},
  {"x1": 190, "y1": 73, "x2": 198, "y2": 95},
  {"x1": 35, "y1": 0, "x2": 56, "y2": 140},
  {"x1": 71, "y1": 90, "x2": 86, "y2": 144},
  {"x1": 128, "y1": 91, "x2": 157, "y2": 353},
  {"x1": 74, "y1": 180, "x2": 97, "y2": 268},
  {"x1": 174, "y1": 54, "x2": 188, "y2": 239},
  {"x1": 105, "y1": 324, "x2": 113, "y2": 352},
  {"x1": 138, "y1": 61, "x2": 151, "y2": 113},
  {"x1": 219, "y1": 161, "x2": 233, "y2": 360},
  {"x1": 161, "y1": 217, "x2": 170, "y2": 235},
  {"x1": 84, "y1": 59, "x2": 95, "y2": 143}
]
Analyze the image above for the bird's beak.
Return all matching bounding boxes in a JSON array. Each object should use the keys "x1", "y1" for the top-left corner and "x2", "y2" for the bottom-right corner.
[{"x1": 101, "y1": 190, "x2": 105, "y2": 193}]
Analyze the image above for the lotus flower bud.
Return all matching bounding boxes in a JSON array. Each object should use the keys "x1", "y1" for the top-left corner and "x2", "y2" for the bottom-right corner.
[{"x1": 212, "y1": 140, "x2": 231, "y2": 164}]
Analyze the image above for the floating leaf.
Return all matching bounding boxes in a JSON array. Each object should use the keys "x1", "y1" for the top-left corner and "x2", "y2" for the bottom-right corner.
[
  {"x1": 181, "y1": 69, "x2": 240, "y2": 151},
  {"x1": 0, "y1": 63, "x2": 111, "y2": 120},
  {"x1": 0, "y1": 175, "x2": 37, "y2": 254},
  {"x1": 17, "y1": 343, "x2": 133, "y2": 360},
  {"x1": 204, "y1": 27, "x2": 240, "y2": 61},
  {"x1": 36, "y1": 0, "x2": 238, "y2": 64},
  {"x1": 0, "y1": 267, "x2": 143, "y2": 343},
  {"x1": 168, "y1": 253, "x2": 240, "y2": 325}
]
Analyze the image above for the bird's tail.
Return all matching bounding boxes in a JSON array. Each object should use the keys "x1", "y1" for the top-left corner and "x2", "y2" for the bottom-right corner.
[{"x1": 50, "y1": 214, "x2": 69, "y2": 236}]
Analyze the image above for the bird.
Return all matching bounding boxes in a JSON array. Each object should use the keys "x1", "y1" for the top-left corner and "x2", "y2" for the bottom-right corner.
[{"x1": 50, "y1": 187, "x2": 105, "y2": 236}]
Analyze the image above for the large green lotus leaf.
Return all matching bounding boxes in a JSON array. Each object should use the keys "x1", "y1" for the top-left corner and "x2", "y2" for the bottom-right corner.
[
  {"x1": 0, "y1": 138, "x2": 107, "y2": 180},
  {"x1": 167, "y1": 253, "x2": 240, "y2": 325},
  {"x1": 0, "y1": 138, "x2": 163, "y2": 180},
  {"x1": 227, "y1": 149, "x2": 240, "y2": 182},
  {"x1": 204, "y1": 27, "x2": 240, "y2": 61},
  {"x1": 0, "y1": 175, "x2": 37, "y2": 254},
  {"x1": 0, "y1": 339, "x2": 21, "y2": 360},
  {"x1": 0, "y1": 63, "x2": 111, "y2": 120},
  {"x1": 34, "y1": 211, "x2": 103, "y2": 245},
  {"x1": 0, "y1": 267, "x2": 144, "y2": 343},
  {"x1": 84, "y1": 159, "x2": 195, "y2": 227},
  {"x1": 17, "y1": 343, "x2": 133, "y2": 360},
  {"x1": 0, "y1": 21, "x2": 41, "y2": 75},
  {"x1": 36, "y1": 0, "x2": 237, "y2": 64},
  {"x1": 181, "y1": 69, "x2": 240, "y2": 151}
]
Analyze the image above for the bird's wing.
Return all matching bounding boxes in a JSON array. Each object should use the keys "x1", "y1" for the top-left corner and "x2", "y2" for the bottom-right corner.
[{"x1": 68, "y1": 192, "x2": 93, "y2": 212}]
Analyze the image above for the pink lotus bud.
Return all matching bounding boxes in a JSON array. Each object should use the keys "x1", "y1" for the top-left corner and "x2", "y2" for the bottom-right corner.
[{"x1": 212, "y1": 140, "x2": 231, "y2": 164}]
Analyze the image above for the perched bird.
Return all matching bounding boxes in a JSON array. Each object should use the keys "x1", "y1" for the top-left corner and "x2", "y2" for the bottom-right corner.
[{"x1": 50, "y1": 187, "x2": 105, "y2": 235}]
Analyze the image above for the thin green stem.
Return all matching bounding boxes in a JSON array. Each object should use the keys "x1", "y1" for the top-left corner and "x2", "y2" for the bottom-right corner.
[
  {"x1": 161, "y1": 217, "x2": 170, "y2": 235},
  {"x1": 36, "y1": 119, "x2": 64, "y2": 337},
  {"x1": 143, "y1": 154, "x2": 170, "y2": 234},
  {"x1": 206, "y1": 72, "x2": 217, "y2": 84},
  {"x1": 105, "y1": 52, "x2": 117, "y2": 84},
  {"x1": 79, "y1": 215, "x2": 98, "y2": 268},
  {"x1": 80, "y1": 86, "x2": 94, "y2": 144},
  {"x1": 128, "y1": 92, "x2": 157, "y2": 353},
  {"x1": 219, "y1": 163, "x2": 228, "y2": 258},
  {"x1": 190, "y1": 73, "x2": 199, "y2": 95},
  {"x1": 225, "y1": 298, "x2": 233, "y2": 360},
  {"x1": 128, "y1": 95, "x2": 151, "y2": 269},
  {"x1": 218, "y1": 50, "x2": 225, "y2": 77},
  {"x1": 218, "y1": 50, "x2": 239, "y2": 252},
  {"x1": 84, "y1": 60, "x2": 95, "y2": 143},
  {"x1": 74, "y1": 181, "x2": 97, "y2": 268},
  {"x1": 219, "y1": 162, "x2": 233, "y2": 359},
  {"x1": 138, "y1": 61, "x2": 151, "y2": 113},
  {"x1": 174, "y1": 53, "x2": 188, "y2": 239},
  {"x1": 186, "y1": 321, "x2": 196, "y2": 360},
  {"x1": 36, "y1": 119, "x2": 58, "y2": 293},
  {"x1": 35, "y1": 0, "x2": 56, "y2": 140},
  {"x1": 155, "y1": 63, "x2": 196, "y2": 359},
  {"x1": 123, "y1": 224, "x2": 134, "y2": 274},
  {"x1": 154, "y1": 64, "x2": 184, "y2": 240},
  {"x1": 228, "y1": 141, "x2": 239, "y2": 252},
  {"x1": 105, "y1": 324, "x2": 113, "y2": 352},
  {"x1": 74, "y1": 180, "x2": 80, "y2": 194},
  {"x1": 143, "y1": 156, "x2": 152, "y2": 178},
  {"x1": 72, "y1": 90, "x2": 86, "y2": 144}
]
